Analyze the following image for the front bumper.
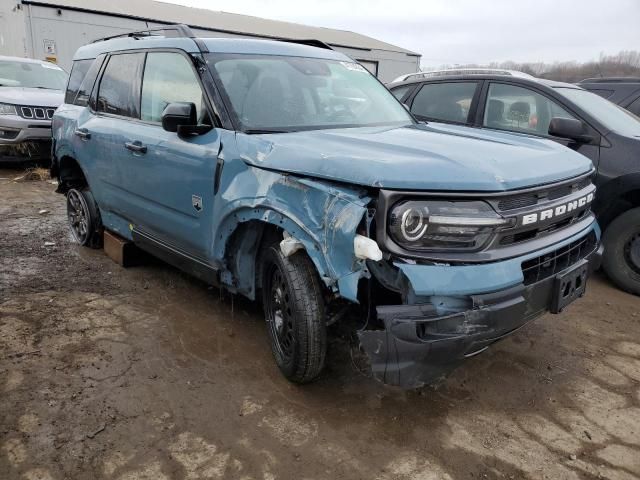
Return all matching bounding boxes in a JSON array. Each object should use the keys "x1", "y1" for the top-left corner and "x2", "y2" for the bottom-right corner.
[
  {"x1": 359, "y1": 223, "x2": 602, "y2": 389},
  {"x1": 0, "y1": 115, "x2": 52, "y2": 161}
]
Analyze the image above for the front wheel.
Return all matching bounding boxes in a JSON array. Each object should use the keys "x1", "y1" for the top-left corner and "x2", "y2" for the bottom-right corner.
[
  {"x1": 602, "y1": 207, "x2": 640, "y2": 296},
  {"x1": 66, "y1": 188, "x2": 102, "y2": 248},
  {"x1": 261, "y1": 243, "x2": 326, "y2": 383}
]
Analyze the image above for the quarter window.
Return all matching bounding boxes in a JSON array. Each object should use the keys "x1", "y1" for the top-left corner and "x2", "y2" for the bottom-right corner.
[
  {"x1": 96, "y1": 53, "x2": 144, "y2": 118},
  {"x1": 483, "y1": 83, "x2": 576, "y2": 136},
  {"x1": 628, "y1": 95, "x2": 640, "y2": 117},
  {"x1": 141, "y1": 52, "x2": 205, "y2": 123},
  {"x1": 390, "y1": 84, "x2": 413, "y2": 101},
  {"x1": 65, "y1": 59, "x2": 92, "y2": 104},
  {"x1": 410, "y1": 82, "x2": 478, "y2": 124},
  {"x1": 73, "y1": 56, "x2": 104, "y2": 107}
]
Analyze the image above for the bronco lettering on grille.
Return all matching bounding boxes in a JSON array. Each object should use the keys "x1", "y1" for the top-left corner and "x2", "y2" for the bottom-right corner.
[{"x1": 521, "y1": 192, "x2": 594, "y2": 226}]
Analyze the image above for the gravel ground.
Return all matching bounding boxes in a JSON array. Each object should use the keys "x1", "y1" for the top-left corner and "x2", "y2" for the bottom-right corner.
[{"x1": 1, "y1": 170, "x2": 640, "y2": 480}]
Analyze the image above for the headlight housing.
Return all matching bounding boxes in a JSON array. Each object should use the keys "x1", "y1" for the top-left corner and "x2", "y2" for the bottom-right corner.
[
  {"x1": 388, "y1": 200, "x2": 513, "y2": 252},
  {"x1": 0, "y1": 103, "x2": 17, "y2": 115}
]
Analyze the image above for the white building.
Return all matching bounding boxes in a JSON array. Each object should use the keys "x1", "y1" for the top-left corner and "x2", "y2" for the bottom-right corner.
[{"x1": 0, "y1": 0, "x2": 421, "y2": 82}]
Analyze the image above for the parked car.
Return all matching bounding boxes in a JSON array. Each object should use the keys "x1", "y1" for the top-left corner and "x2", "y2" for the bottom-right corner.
[
  {"x1": 0, "y1": 55, "x2": 67, "y2": 164},
  {"x1": 52, "y1": 26, "x2": 600, "y2": 389},
  {"x1": 577, "y1": 77, "x2": 640, "y2": 117},
  {"x1": 389, "y1": 69, "x2": 640, "y2": 296}
]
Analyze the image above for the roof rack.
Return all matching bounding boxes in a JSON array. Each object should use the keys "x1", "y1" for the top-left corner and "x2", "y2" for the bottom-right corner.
[
  {"x1": 579, "y1": 77, "x2": 640, "y2": 84},
  {"x1": 392, "y1": 68, "x2": 534, "y2": 84},
  {"x1": 91, "y1": 24, "x2": 195, "y2": 44}
]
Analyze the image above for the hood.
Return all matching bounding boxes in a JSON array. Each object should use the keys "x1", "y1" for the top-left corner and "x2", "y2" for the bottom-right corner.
[
  {"x1": 236, "y1": 123, "x2": 593, "y2": 191},
  {"x1": 0, "y1": 87, "x2": 64, "y2": 107}
]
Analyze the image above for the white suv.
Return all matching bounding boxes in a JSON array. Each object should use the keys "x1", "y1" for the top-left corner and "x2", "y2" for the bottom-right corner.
[{"x1": 0, "y1": 55, "x2": 67, "y2": 163}]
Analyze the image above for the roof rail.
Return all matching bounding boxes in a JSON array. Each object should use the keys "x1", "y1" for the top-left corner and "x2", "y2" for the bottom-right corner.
[
  {"x1": 271, "y1": 38, "x2": 334, "y2": 51},
  {"x1": 391, "y1": 68, "x2": 534, "y2": 84},
  {"x1": 91, "y1": 24, "x2": 195, "y2": 44}
]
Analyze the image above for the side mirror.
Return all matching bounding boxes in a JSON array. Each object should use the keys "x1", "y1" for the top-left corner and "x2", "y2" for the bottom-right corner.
[
  {"x1": 548, "y1": 117, "x2": 593, "y2": 143},
  {"x1": 161, "y1": 102, "x2": 197, "y2": 133}
]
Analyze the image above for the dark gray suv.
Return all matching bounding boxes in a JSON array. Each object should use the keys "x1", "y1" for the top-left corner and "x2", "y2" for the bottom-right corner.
[{"x1": 578, "y1": 77, "x2": 640, "y2": 116}]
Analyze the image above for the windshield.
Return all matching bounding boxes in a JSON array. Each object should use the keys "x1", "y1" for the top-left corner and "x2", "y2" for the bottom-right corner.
[
  {"x1": 207, "y1": 54, "x2": 413, "y2": 131},
  {"x1": 0, "y1": 60, "x2": 67, "y2": 90},
  {"x1": 556, "y1": 87, "x2": 640, "y2": 137}
]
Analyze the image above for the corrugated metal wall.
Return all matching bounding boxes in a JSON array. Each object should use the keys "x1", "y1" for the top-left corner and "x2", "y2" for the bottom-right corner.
[{"x1": 1, "y1": 3, "x2": 419, "y2": 82}]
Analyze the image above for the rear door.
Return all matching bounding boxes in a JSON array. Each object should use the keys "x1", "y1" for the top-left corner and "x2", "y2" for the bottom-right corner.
[
  {"x1": 477, "y1": 81, "x2": 601, "y2": 167},
  {"x1": 86, "y1": 52, "x2": 146, "y2": 216},
  {"x1": 406, "y1": 81, "x2": 481, "y2": 126}
]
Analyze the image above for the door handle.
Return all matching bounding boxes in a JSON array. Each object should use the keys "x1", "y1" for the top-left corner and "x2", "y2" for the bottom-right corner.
[
  {"x1": 74, "y1": 128, "x2": 91, "y2": 140},
  {"x1": 124, "y1": 141, "x2": 147, "y2": 154}
]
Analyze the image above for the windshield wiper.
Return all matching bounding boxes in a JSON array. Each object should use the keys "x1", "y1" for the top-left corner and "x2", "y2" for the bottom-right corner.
[{"x1": 244, "y1": 128, "x2": 290, "y2": 134}]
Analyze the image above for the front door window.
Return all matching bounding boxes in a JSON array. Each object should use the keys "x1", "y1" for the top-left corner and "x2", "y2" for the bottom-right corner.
[{"x1": 483, "y1": 83, "x2": 575, "y2": 136}]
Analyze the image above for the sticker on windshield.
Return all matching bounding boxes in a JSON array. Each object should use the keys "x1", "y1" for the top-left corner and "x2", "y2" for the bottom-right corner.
[{"x1": 340, "y1": 62, "x2": 368, "y2": 73}]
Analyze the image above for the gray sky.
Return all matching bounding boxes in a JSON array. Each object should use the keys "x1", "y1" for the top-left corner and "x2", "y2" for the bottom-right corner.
[{"x1": 163, "y1": 0, "x2": 639, "y2": 68}]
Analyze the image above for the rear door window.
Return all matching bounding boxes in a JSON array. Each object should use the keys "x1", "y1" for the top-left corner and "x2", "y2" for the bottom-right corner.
[
  {"x1": 410, "y1": 82, "x2": 478, "y2": 124},
  {"x1": 65, "y1": 59, "x2": 93, "y2": 104},
  {"x1": 483, "y1": 83, "x2": 576, "y2": 136},
  {"x1": 96, "y1": 53, "x2": 144, "y2": 118}
]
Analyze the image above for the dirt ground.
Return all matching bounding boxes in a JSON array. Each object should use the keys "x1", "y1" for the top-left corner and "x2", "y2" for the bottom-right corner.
[{"x1": 1, "y1": 169, "x2": 640, "y2": 480}]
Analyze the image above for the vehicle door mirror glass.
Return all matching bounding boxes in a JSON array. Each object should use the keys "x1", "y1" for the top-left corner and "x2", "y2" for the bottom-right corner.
[
  {"x1": 548, "y1": 117, "x2": 592, "y2": 143},
  {"x1": 161, "y1": 102, "x2": 197, "y2": 133}
]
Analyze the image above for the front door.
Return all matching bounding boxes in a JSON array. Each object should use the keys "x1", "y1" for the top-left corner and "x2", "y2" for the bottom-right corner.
[{"x1": 114, "y1": 51, "x2": 220, "y2": 261}]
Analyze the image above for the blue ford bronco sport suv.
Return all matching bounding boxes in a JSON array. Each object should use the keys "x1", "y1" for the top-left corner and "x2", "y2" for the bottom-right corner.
[{"x1": 52, "y1": 26, "x2": 601, "y2": 388}]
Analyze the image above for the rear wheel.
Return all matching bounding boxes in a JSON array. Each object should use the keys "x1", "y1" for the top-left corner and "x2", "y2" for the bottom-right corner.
[
  {"x1": 66, "y1": 188, "x2": 102, "y2": 248},
  {"x1": 602, "y1": 207, "x2": 640, "y2": 296},
  {"x1": 261, "y1": 242, "x2": 326, "y2": 383}
]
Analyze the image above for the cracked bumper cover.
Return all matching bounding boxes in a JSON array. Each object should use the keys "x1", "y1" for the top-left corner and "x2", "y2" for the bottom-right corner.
[{"x1": 359, "y1": 228, "x2": 602, "y2": 389}]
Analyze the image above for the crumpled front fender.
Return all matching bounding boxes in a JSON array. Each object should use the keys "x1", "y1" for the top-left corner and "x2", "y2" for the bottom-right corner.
[{"x1": 212, "y1": 162, "x2": 372, "y2": 302}]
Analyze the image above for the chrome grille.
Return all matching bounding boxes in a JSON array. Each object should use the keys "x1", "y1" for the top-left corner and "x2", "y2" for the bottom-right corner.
[{"x1": 18, "y1": 106, "x2": 56, "y2": 120}]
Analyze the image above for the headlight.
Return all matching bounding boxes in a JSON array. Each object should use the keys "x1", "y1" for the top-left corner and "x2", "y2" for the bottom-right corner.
[
  {"x1": 388, "y1": 200, "x2": 513, "y2": 251},
  {"x1": 0, "y1": 103, "x2": 17, "y2": 115}
]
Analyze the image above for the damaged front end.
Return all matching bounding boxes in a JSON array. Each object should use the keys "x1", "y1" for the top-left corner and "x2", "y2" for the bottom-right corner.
[
  {"x1": 358, "y1": 228, "x2": 600, "y2": 389},
  {"x1": 231, "y1": 133, "x2": 601, "y2": 390},
  {"x1": 355, "y1": 182, "x2": 601, "y2": 389}
]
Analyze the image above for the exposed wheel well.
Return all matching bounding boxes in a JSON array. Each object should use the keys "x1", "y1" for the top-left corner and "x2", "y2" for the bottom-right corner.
[
  {"x1": 223, "y1": 220, "x2": 330, "y2": 303},
  {"x1": 57, "y1": 156, "x2": 87, "y2": 192}
]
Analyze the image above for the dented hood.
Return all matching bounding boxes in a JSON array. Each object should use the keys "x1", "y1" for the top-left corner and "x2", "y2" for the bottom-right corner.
[{"x1": 236, "y1": 124, "x2": 593, "y2": 191}]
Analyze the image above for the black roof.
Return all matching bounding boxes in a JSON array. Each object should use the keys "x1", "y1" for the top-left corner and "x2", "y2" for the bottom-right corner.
[{"x1": 579, "y1": 77, "x2": 640, "y2": 84}]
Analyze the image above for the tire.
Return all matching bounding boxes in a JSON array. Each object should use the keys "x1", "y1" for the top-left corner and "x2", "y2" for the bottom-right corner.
[
  {"x1": 602, "y1": 207, "x2": 640, "y2": 296},
  {"x1": 261, "y1": 242, "x2": 326, "y2": 383},
  {"x1": 66, "y1": 188, "x2": 103, "y2": 248}
]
